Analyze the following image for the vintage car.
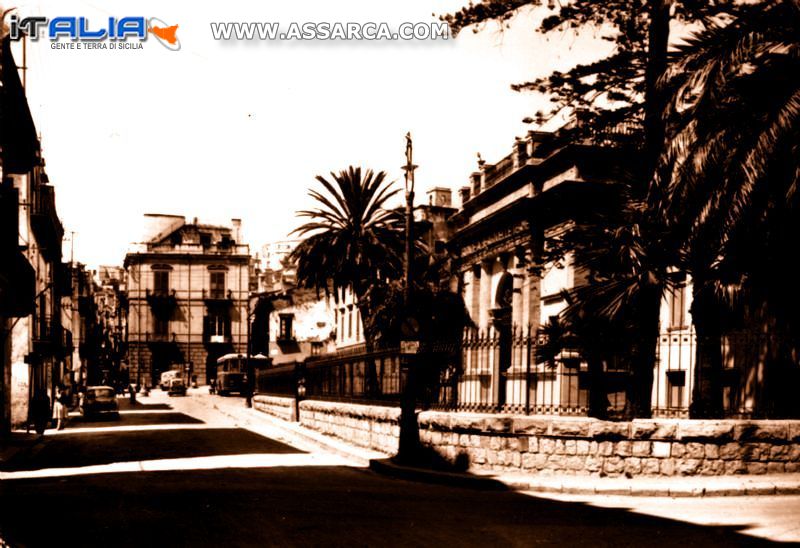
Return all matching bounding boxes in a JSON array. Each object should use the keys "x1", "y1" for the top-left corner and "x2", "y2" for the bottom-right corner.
[
  {"x1": 159, "y1": 370, "x2": 183, "y2": 390},
  {"x1": 167, "y1": 378, "x2": 187, "y2": 397},
  {"x1": 80, "y1": 386, "x2": 120, "y2": 418}
]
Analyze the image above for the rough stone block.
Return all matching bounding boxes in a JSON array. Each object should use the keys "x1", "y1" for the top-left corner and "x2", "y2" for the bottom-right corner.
[
  {"x1": 630, "y1": 421, "x2": 658, "y2": 439},
  {"x1": 590, "y1": 421, "x2": 630, "y2": 440},
  {"x1": 624, "y1": 457, "x2": 642, "y2": 476},
  {"x1": 598, "y1": 441, "x2": 614, "y2": 456},
  {"x1": 735, "y1": 423, "x2": 789, "y2": 443},
  {"x1": 554, "y1": 439, "x2": 566, "y2": 455},
  {"x1": 671, "y1": 443, "x2": 686, "y2": 458},
  {"x1": 546, "y1": 454, "x2": 566, "y2": 471},
  {"x1": 767, "y1": 462, "x2": 785, "y2": 474},
  {"x1": 471, "y1": 448, "x2": 486, "y2": 464},
  {"x1": 746, "y1": 462, "x2": 767, "y2": 475},
  {"x1": 533, "y1": 453, "x2": 548, "y2": 470},
  {"x1": 660, "y1": 458, "x2": 676, "y2": 476},
  {"x1": 486, "y1": 450, "x2": 498, "y2": 465},
  {"x1": 604, "y1": 456, "x2": 625, "y2": 475},
  {"x1": 565, "y1": 440, "x2": 577, "y2": 455},
  {"x1": 789, "y1": 424, "x2": 800, "y2": 443},
  {"x1": 551, "y1": 419, "x2": 591, "y2": 437},
  {"x1": 489, "y1": 436, "x2": 503, "y2": 451},
  {"x1": 511, "y1": 418, "x2": 551, "y2": 436},
  {"x1": 719, "y1": 442, "x2": 741, "y2": 460},
  {"x1": 615, "y1": 441, "x2": 632, "y2": 457},
  {"x1": 724, "y1": 460, "x2": 746, "y2": 474},
  {"x1": 486, "y1": 417, "x2": 514, "y2": 433},
  {"x1": 677, "y1": 421, "x2": 734, "y2": 441},
  {"x1": 589, "y1": 441, "x2": 599, "y2": 455},
  {"x1": 785, "y1": 462, "x2": 800, "y2": 473},
  {"x1": 686, "y1": 442, "x2": 705, "y2": 459},
  {"x1": 769, "y1": 445, "x2": 790, "y2": 462},
  {"x1": 699, "y1": 460, "x2": 723, "y2": 476},
  {"x1": 576, "y1": 440, "x2": 590, "y2": 455},
  {"x1": 540, "y1": 438, "x2": 556, "y2": 454},
  {"x1": 642, "y1": 458, "x2": 660, "y2": 475},
  {"x1": 788, "y1": 445, "x2": 800, "y2": 462},
  {"x1": 528, "y1": 436, "x2": 539, "y2": 453},
  {"x1": 521, "y1": 453, "x2": 536, "y2": 469},
  {"x1": 704, "y1": 444, "x2": 720, "y2": 460},
  {"x1": 652, "y1": 441, "x2": 671, "y2": 458},
  {"x1": 632, "y1": 441, "x2": 652, "y2": 457},
  {"x1": 565, "y1": 456, "x2": 584, "y2": 471},
  {"x1": 585, "y1": 456, "x2": 602, "y2": 473},
  {"x1": 459, "y1": 434, "x2": 471, "y2": 448},
  {"x1": 677, "y1": 458, "x2": 701, "y2": 476}
]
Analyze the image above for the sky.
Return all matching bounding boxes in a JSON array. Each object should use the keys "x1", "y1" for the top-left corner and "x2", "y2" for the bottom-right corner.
[{"x1": 8, "y1": 0, "x2": 614, "y2": 268}]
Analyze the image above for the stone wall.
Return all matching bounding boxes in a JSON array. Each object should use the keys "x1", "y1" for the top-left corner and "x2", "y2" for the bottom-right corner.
[
  {"x1": 298, "y1": 400, "x2": 399, "y2": 455},
  {"x1": 253, "y1": 394, "x2": 295, "y2": 422},
  {"x1": 270, "y1": 399, "x2": 800, "y2": 477},
  {"x1": 417, "y1": 413, "x2": 800, "y2": 477}
]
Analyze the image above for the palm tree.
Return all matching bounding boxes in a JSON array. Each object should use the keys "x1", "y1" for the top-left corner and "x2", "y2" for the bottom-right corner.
[
  {"x1": 657, "y1": 0, "x2": 800, "y2": 417},
  {"x1": 545, "y1": 186, "x2": 677, "y2": 418},
  {"x1": 290, "y1": 166, "x2": 404, "y2": 354}
]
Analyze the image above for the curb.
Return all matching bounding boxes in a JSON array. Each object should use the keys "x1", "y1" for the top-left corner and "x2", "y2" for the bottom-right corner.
[{"x1": 369, "y1": 459, "x2": 800, "y2": 497}]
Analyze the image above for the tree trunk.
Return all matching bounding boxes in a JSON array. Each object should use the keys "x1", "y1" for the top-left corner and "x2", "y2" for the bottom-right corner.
[
  {"x1": 586, "y1": 347, "x2": 609, "y2": 419},
  {"x1": 644, "y1": 0, "x2": 670, "y2": 183},
  {"x1": 625, "y1": 285, "x2": 662, "y2": 418},
  {"x1": 689, "y1": 281, "x2": 724, "y2": 418}
]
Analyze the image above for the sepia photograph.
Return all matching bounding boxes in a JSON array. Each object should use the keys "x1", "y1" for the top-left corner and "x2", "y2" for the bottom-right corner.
[{"x1": 1, "y1": 0, "x2": 799, "y2": 545}]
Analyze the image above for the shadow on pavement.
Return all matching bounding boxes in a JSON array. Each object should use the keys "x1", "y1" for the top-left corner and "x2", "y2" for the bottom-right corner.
[
  {"x1": 67, "y1": 412, "x2": 203, "y2": 428},
  {"x1": 0, "y1": 466, "x2": 776, "y2": 547},
  {"x1": 116, "y1": 399, "x2": 173, "y2": 411},
  {"x1": 1, "y1": 428, "x2": 305, "y2": 472}
]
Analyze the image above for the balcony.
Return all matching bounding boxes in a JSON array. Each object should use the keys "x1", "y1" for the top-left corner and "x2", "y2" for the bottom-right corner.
[
  {"x1": 146, "y1": 288, "x2": 177, "y2": 318},
  {"x1": 32, "y1": 316, "x2": 64, "y2": 356},
  {"x1": 202, "y1": 288, "x2": 233, "y2": 312},
  {"x1": 30, "y1": 184, "x2": 64, "y2": 262}
]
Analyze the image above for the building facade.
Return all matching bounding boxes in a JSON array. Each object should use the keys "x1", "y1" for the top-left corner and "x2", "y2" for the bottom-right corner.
[
  {"x1": 124, "y1": 215, "x2": 250, "y2": 387},
  {"x1": 448, "y1": 122, "x2": 643, "y2": 414}
]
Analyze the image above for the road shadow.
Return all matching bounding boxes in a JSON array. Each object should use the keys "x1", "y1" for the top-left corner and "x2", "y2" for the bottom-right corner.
[
  {"x1": 116, "y1": 399, "x2": 173, "y2": 411},
  {"x1": 66, "y1": 412, "x2": 203, "y2": 428},
  {"x1": 0, "y1": 466, "x2": 778, "y2": 547},
  {"x1": 1, "y1": 428, "x2": 305, "y2": 472}
]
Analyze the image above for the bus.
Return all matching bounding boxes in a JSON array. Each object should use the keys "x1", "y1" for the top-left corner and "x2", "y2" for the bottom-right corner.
[{"x1": 215, "y1": 353, "x2": 268, "y2": 396}]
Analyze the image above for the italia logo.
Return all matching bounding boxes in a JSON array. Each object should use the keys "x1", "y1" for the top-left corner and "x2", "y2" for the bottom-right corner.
[{"x1": 7, "y1": 15, "x2": 180, "y2": 51}]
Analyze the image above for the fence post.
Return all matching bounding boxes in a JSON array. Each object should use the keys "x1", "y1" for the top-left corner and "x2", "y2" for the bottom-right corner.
[{"x1": 525, "y1": 323, "x2": 532, "y2": 415}]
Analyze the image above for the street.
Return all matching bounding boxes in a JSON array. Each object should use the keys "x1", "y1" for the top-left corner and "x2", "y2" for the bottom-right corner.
[{"x1": 0, "y1": 390, "x2": 797, "y2": 547}]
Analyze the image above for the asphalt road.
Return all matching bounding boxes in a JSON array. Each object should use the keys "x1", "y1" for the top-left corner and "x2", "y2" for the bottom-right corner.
[{"x1": 0, "y1": 392, "x2": 793, "y2": 547}]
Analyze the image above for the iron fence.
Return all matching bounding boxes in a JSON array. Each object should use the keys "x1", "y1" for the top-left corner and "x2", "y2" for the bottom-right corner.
[{"x1": 255, "y1": 327, "x2": 800, "y2": 418}]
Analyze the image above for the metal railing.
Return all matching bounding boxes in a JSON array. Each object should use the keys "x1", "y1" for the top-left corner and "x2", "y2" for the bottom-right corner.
[{"x1": 255, "y1": 327, "x2": 800, "y2": 418}]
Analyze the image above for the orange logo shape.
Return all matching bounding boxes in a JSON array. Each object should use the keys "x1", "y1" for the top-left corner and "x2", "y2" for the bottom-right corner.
[{"x1": 150, "y1": 24, "x2": 178, "y2": 45}]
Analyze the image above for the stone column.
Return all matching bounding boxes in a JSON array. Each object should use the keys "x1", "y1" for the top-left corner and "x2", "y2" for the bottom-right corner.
[{"x1": 478, "y1": 259, "x2": 492, "y2": 331}]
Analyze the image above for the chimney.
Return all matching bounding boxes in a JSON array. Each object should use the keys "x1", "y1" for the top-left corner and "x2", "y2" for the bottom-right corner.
[
  {"x1": 231, "y1": 218, "x2": 242, "y2": 243},
  {"x1": 426, "y1": 187, "x2": 452, "y2": 208}
]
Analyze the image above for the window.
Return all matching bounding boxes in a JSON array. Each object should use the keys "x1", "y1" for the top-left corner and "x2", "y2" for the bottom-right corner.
[
  {"x1": 154, "y1": 316, "x2": 169, "y2": 337},
  {"x1": 311, "y1": 341, "x2": 323, "y2": 356},
  {"x1": 670, "y1": 284, "x2": 686, "y2": 329},
  {"x1": 667, "y1": 370, "x2": 685, "y2": 408},
  {"x1": 347, "y1": 306, "x2": 353, "y2": 339},
  {"x1": 210, "y1": 272, "x2": 226, "y2": 299},
  {"x1": 154, "y1": 271, "x2": 169, "y2": 295},
  {"x1": 356, "y1": 309, "x2": 361, "y2": 341},
  {"x1": 200, "y1": 232, "x2": 212, "y2": 247},
  {"x1": 279, "y1": 314, "x2": 294, "y2": 341}
]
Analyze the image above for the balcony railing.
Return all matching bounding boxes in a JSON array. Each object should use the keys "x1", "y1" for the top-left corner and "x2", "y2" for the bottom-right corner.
[
  {"x1": 146, "y1": 288, "x2": 177, "y2": 317},
  {"x1": 29, "y1": 184, "x2": 64, "y2": 261},
  {"x1": 145, "y1": 332, "x2": 177, "y2": 343}
]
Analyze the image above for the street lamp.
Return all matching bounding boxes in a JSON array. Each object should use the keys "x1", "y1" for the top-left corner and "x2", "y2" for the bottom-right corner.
[
  {"x1": 398, "y1": 132, "x2": 420, "y2": 464},
  {"x1": 402, "y1": 132, "x2": 417, "y2": 304}
]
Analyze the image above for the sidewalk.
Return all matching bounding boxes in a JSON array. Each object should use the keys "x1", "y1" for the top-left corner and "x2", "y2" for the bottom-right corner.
[
  {"x1": 0, "y1": 432, "x2": 44, "y2": 468},
  {"x1": 187, "y1": 392, "x2": 800, "y2": 498}
]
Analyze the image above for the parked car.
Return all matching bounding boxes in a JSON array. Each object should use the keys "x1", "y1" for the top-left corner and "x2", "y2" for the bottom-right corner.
[
  {"x1": 167, "y1": 378, "x2": 187, "y2": 397},
  {"x1": 159, "y1": 370, "x2": 182, "y2": 390},
  {"x1": 80, "y1": 386, "x2": 119, "y2": 418}
]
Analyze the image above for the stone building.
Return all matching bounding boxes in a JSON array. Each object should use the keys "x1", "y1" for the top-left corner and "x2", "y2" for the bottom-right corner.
[
  {"x1": 124, "y1": 215, "x2": 250, "y2": 387},
  {"x1": 2, "y1": 36, "x2": 73, "y2": 429},
  {"x1": 448, "y1": 121, "x2": 643, "y2": 414}
]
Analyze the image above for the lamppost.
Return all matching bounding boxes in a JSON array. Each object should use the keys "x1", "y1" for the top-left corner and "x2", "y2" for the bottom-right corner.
[
  {"x1": 402, "y1": 132, "x2": 417, "y2": 304},
  {"x1": 398, "y1": 132, "x2": 420, "y2": 463}
]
